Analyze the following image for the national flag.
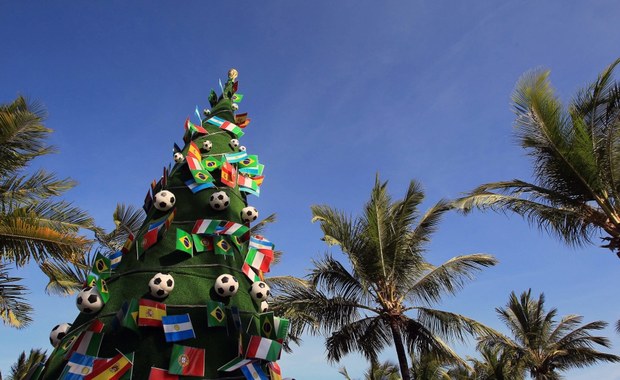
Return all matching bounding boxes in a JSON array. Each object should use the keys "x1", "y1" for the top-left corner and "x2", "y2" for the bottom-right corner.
[
  {"x1": 257, "y1": 312, "x2": 275, "y2": 339},
  {"x1": 273, "y1": 317, "x2": 290, "y2": 341},
  {"x1": 186, "y1": 141, "x2": 202, "y2": 160},
  {"x1": 229, "y1": 235, "x2": 243, "y2": 252},
  {"x1": 225, "y1": 151, "x2": 248, "y2": 163},
  {"x1": 206, "y1": 116, "x2": 245, "y2": 137},
  {"x1": 232, "y1": 93, "x2": 244, "y2": 103},
  {"x1": 252, "y1": 175, "x2": 264, "y2": 186},
  {"x1": 54, "y1": 328, "x2": 83, "y2": 359},
  {"x1": 168, "y1": 345, "x2": 205, "y2": 377},
  {"x1": 121, "y1": 233, "x2": 134, "y2": 254},
  {"x1": 194, "y1": 106, "x2": 202, "y2": 124},
  {"x1": 250, "y1": 235, "x2": 274, "y2": 251},
  {"x1": 162, "y1": 314, "x2": 195, "y2": 342},
  {"x1": 162, "y1": 166, "x2": 168, "y2": 188},
  {"x1": 234, "y1": 113, "x2": 248, "y2": 124},
  {"x1": 232, "y1": 80, "x2": 238, "y2": 93},
  {"x1": 65, "y1": 331, "x2": 104, "y2": 359},
  {"x1": 192, "y1": 169, "x2": 213, "y2": 184},
  {"x1": 245, "y1": 248, "x2": 273, "y2": 273},
  {"x1": 214, "y1": 236, "x2": 233, "y2": 256},
  {"x1": 238, "y1": 174, "x2": 260, "y2": 196},
  {"x1": 175, "y1": 229, "x2": 193, "y2": 255},
  {"x1": 185, "y1": 118, "x2": 207, "y2": 136},
  {"x1": 148, "y1": 368, "x2": 178, "y2": 380},
  {"x1": 192, "y1": 219, "x2": 224, "y2": 235},
  {"x1": 184, "y1": 179, "x2": 213, "y2": 193},
  {"x1": 218, "y1": 221, "x2": 249, "y2": 238},
  {"x1": 202, "y1": 156, "x2": 223, "y2": 171},
  {"x1": 218, "y1": 357, "x2": 255, "y2": 372},
  {"x1": 173, "y1": 143, "x2": 182, "y2": 154},
  {"x1": 143, "y1": 191, "x2": 153, "y2": 213},
  {"x1": 141, "y1": 227, "x2": 160, "y2": 251},
  {"x1": 241, "y1": 262, "x2": 261, "y2": 282},
  {"x1": 220, "y1": 161, "x2": 237, "y2": 188},
  {"x1": 206, "y1": 300, "x2": 226, "y2": 327},
  {"x1": 63, "y1": 352, "x2": 95, "y2": 379},
  {"x1": 229, "y1": 306, "x2": 242, "y2": 330},
  {"x1": 240, "y1": 362, "x2": 268, "y2": 380},
  {"x1": 267, "y1": 362, "x2": 282, "y2": 380},
  {"x1": 239, "y1": 162, "x2": 264, "y2": 177},
  {"x1": 138, "y1": 299, "x2": 167, "y2": 327},
  {"x1": 88, "y1": 319, "x2": 105, "y2": 333},
  {"x1": 85, "y1": 352, "x2": 133, "y2": 380},
  {"x1": 93, "y1": 277, "x2": 109, "y2": 304},
  {"x1": 114, "y1": 299, "x2": 139, "y2": 332},
  {"x1": 192, "y1": 234, "x2": 213, "y2": 253},
  {"x1": 245, "y1": 336, "x2": 282, "y2": 361},
  {"x1": 108, "y1": 251, "x2": 122, "y2": 270},
  {"x1": 92, "y1": 253, "x2": 111, "y2": 279},
  {"x1": 238, "y1": 154, "x2": 258, "y2": 169}
]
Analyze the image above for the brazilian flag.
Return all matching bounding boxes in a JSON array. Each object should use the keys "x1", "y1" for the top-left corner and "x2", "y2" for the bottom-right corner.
[
  {"x1": 207, "y1": 300, "x2": 226, "y2": 327},
  {"x1": 203, "y1": 156, "x2": 223, "y2": 172},
  {"x1": 258, "y1": 312, "x2": 275, "y2": 339},
  {"x1": 92, "y1": 253, "x2": 111, "y2": 279},
  {"x1": 192, "y1": 169, "x2": 213, "y2": 184},
  {"x1": 176, "y1": 229, "x2": 193, "y2": 256},
  {"x1": 214, "y1": 236, "x2": 233, "y2": 256}
]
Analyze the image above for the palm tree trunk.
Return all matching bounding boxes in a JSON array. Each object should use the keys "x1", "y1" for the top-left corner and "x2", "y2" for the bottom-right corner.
[{"x1": 388, "y1": 319, "x2": 411, "y2": 380}]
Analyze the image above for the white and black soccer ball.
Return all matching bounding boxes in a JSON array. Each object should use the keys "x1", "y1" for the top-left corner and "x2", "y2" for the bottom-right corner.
[
  {"x1": 241, "y1": 206, "x2": 259, "y2": 223},
  {"x1": 232, "y1": 103, "x2": 239, "y2": 111},
  {"x1": 239, "y1": 145, "x2": 246, "y2": 152},
  {"x1": 260, "y1": 301, "x2": 269, "y2": 313},
  {"x1": 76, "y1": 286, "x2": 103, "y2": 314},
  {"x1": 250, "y1": 281, "x2": 271, "y2": 302},
  {"x1": 214, "y1": 274, "x2": 239, "y2": 297},
  {"x1": 209, "y1": 191, "x2": 230, "y2": 210},
  {"x1": 148, "y1": 273, "x2": 175, "y2": 299},
  {"x1": 229, "y1": 139, "x2": 240, "y2": 149},
  {"x1": 202, "y1": 140, "x2": 213, "y2": 152},
  {"x1": 203, "y1": 108, "x2": 211, "y2": 117},
  {"x1": 154, "y1": 190, "x2": 176, "y2": 211},
  {"x1": 173, "y1": 152, "x2": 185, "y2": 163},
  {"x1": 49, "y1": 323, "x2": 72, "y2": 347}
]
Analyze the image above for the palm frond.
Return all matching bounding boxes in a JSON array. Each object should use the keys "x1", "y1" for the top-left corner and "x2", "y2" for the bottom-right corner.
[
  {"x1": 249, "y1": 213, "x2": 276, "y2": 236},
  {"x1": 309, "y1": 254, "x2": 368, "y2": 303},
  {"x1": 0, "y1": 263, "x2": 32, "y2": 328},
  {"x1": 39, "y1": 259, "x2": 88, "y2": 296},
  {"x1": 95, "y1": 204, "x2": 144, "y2": 251},
  {"x1": 6, "y1": 349, "x2": 46, "y2": 380},
  {"x1": 402, "y1": 317, "x2": 466, "y2": 365},
  {"x1": 0, "y1": 170, "x2": 76, "y2": 205},
  {"x1": 325, "y1": 316, "x2": 391, "y2": 363},
  {"x1": 415, "y1": 307, "x2": 500, "y2": 343}
]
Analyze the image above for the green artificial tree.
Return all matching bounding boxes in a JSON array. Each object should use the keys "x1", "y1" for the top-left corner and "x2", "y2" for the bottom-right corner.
[{"x1": 38, "y1": 69, "x2": 288, "y2": 380}]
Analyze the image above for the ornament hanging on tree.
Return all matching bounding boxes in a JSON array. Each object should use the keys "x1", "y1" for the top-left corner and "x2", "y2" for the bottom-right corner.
[
  {"x1": 228, "y1": 68, "x2": 238, "y2": 81},
  {"x1": 250, "y1": 281, "x2": 270, "y2": 303},
  {"x1": 49, "y1": 323, "x2": 72, "y2": 347},
  {"x1": 260, "y1": 301, "x2": 269, "y2": 313},
  {"x1": 203, "y1": 108, "x2": 211, "y2": 117},
  {"x1": 202, "y1": 140, "x2": 213, "y2": 152},
  {"x1": 232, "y1": 103, "x2": 239, "y2": 111},
  {"x1": 239, "y1": 146, "x2": 246, "y2": 152},
  {"x1": 209, "y1": 191, "x2": 230, "y2": 210},
  {"x1": 214, "y1": 274, "x2": 239, "y2": 297},
  {"x1": 154, "y1": 190, "x2": 176, "y2": 211},
  {"x1": 229, "y1": 139, "x2": 240, "y2": 149},
  {"x1": 173, "y1": 152, "x2": 185, "y2": 163},
  {"x1": 148, "y1": 273, "x2": 175, "y2": 299},
  {"x1": 241, "y1": 206, "x2": 259, "y2": 223},
  {"x1": 76, "y1": 287, "x2": 103, "y2": 314}
]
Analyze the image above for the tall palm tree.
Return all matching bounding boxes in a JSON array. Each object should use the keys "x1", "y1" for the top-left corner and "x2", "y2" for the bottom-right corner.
[
  {"x1": 3, "y1": 349, "x2": 46, "y2": 380},
  {"x1": 465, "y1": 346, "x2": 524, "y2": 380},
  {"x1": 274, "y1": 177, "x2": 498, "y2": 380},
  {"x1": 479, "y1": 289, "x2": 620, "y2": 380},
  {"x1": 453, "y1": 58, "x2": 620, "y2": 257},
  {"x1": 339, "y1": 359, "x2": 402, "y2": 380},
  {"x1": 0, "y1": 96, "x2": 94, "y2": 327}
]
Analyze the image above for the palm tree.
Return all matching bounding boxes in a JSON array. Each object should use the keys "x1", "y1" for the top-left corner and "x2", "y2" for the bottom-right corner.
[
  {"x1": 453, "y1": 58, "x2": 620, "y2": 257},
  {"x1": 274, "y1": 177, "x2": 498, "y2": 380},
  {"x1": 479, "y1": 289, "x2": 620, "y2": 380},
  {"x1": 409, "y1": 351, "x2": 451, "y2": 380},
  {"x1": 339, "y1": 359, "x2": 402, "y2": 380},
  {"x1": 0, "y1": 96, "x2": 94, "y2": 327},
  {"x1": 465, "y1": 346, "x2": 524, "y2": 380},
  {"x1": 3, "y1": 349, "x2": 46, "y2": 380}
]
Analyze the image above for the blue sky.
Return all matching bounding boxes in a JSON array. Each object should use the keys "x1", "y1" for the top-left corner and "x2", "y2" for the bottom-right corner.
[{"x1": 2, "y1": 1, "x2": 620, "y2": 379}]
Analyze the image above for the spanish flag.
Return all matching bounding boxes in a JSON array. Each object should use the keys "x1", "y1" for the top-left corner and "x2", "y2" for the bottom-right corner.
[
  {"x1": 85, "y1": 352, "x2": 133, "y2": 380},
  {"x1": 138, "y1": 299, "x2": 167, "y2": 327}
]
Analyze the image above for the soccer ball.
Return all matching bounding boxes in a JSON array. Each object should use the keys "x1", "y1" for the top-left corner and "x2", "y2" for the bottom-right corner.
[
  {"x1": 49, "y1": 323, "x2": 71, "y2": 347},
  {"x1": 209, "y1": 191, "x2": 230, "y2": 210},
  {"x1": 202, "y1": 140, "x2": 213, "y2": 152},
  {"x1": 250, "y1": 281, "x2": 271, "y2": 302},
  {"x1": 241, "y1": 206, "x2": 259, "y2": 223},
  {"x1": 232, "y1": 103, "x2": 239, "y2": 111},
  {"x1": 154, "y1": 190, "x2": 175, "y2": 211},
  {"x1": 76, "y1": 286, "x2": 103, "y2": 314},
  {"x1": 239, "y1": 145, "x2": 246, "y2": 152},
  {"x1": 229, "y1": 139, "x2": 240, "y2": 149},
  {"x1": 148, "y1": 273, "x2": 174, "y2": 299},
  {"x1": 260, "y1": 301, "x2": 269, "y2": 313},
  {"x1": 214, "y1": 274, "x2": 239, "y2": 297},
  {"x1": 203, "y1": 108, "x2": 211, "y2": 117},
  {"x1": 173, "y1": 152, "x2": 184, "y2": 163}
]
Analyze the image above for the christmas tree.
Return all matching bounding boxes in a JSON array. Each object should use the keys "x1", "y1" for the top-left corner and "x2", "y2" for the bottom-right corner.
[{"x1": 40, "y1": 69, "x2": 288, "y2": 380}]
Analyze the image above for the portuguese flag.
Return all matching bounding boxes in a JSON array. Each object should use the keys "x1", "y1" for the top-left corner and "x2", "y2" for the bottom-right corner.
[{"x1": 168, "y1": 344, "x2": 205, "y2": 377}]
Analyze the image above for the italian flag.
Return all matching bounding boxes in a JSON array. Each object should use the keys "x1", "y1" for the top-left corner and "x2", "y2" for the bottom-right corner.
[
  {"x1": 192, "y1": 219, "x2": 223, "y2": 234},
  {"x1": 245, "y1": 336, "x2": 282, "y2": 361},
  {"x1": 65, "y1": 330, "x2": 103, "y2": 358},
  {"x1": 168, "y1": 344, "x2": 205, "y2": 377},
  {"x1": 206, "y1": 116, "x2": 244, "y2": 137},
  {"x1": 241, "y1": 262, "x2": 261, "y2": 282},
  {"x1": 245, "y1": 248, "x2": 273, "y2": 273}
]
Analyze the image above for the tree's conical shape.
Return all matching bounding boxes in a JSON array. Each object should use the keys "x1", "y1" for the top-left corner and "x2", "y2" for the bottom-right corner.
[{"x1": 40, "y1": 71, "x2": 286, "y2": 379}]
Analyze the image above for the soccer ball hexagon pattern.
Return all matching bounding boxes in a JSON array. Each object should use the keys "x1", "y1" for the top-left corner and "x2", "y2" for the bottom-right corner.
[
  {"x1": 214, "y1": 274, "x2": 239, "y2": 297},
  {"x1": 49, "y1": 323, "x2": 72, "y2": 347},
  {"x1": 202, "y1": 140, "x2": 213, "y2": 152},
  {"x1": 241, "y1": 206, "x2": 259, "y2": 223},
  {"x1": 154, "y1": 190, "x2": 176, "y2": 211},
  {"x1": 260, "y1": 301, "x2": 269, "y2": 313},
  {"x1": 239, "y1": 145, "x2": 246, "y2": 152},
  {"x1": 173, "y1": 152, "x2": 185, "y2": 163},
  {"x1": 250, "y1": 281, "x2": 271, "y2": 302},
  {"x1": 76, "y1": 286, "x2": 103, "y2": 314},
  {"x1": 149, "y1": 272, "x2": 175, "y2": 299},
  {"x1": 229, "y1": 139, "x2": 240, "y2": 149},
  {"x1": 209, "y1": 191, "x2": 230, "y2": 210},
  {"x1": 232, "y1": 103, "x2": 239, "y2": 111}
]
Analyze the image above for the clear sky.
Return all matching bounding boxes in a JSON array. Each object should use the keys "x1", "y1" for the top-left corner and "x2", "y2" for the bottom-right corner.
[{"x1": 2, "y1": 1, "x2": 620, "y2": 379}]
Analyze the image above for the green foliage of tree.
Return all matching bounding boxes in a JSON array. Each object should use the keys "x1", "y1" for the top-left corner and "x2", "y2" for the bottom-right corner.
[
  {"x1": 454, "y1": 58, "x2": 620, "y2": 257},
  {"x1": 478, "y1": 290, "x2": 619, "y2": 380},
  {"x1": 274, "y1": 176, "x2": 498, "y2": 380},
  {"x1": 339, "y1": 359, "x2": 402, "y2": 380},
  {"x1": 2, "y1": 349, "x2": 46, "y2": 380},
  {"x1": 0, "y1": 96, "x2": 94, "y2": 327}
]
